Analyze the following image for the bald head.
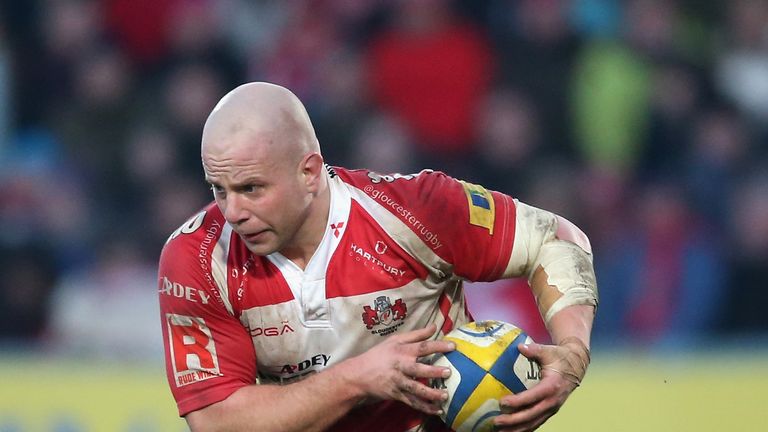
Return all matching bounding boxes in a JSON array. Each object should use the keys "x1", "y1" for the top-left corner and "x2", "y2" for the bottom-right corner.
[
  {"x1": 200, "y1": 83, "x2": 330, "y2": 265},
  {"x1": 201, "y1": 82, "x2": 320, "y2": 163}
]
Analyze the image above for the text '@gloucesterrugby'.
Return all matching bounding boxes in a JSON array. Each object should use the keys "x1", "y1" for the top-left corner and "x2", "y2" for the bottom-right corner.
[{"x1": 363, "y1": 185, "x2": 443, "y2": 250}]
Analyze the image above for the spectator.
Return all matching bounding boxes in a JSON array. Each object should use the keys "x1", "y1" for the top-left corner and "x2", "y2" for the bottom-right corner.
[
  {"x1": 46, "y1": 238, "x2": 163, "y2": 361},
  {"x1": 366, "y1": 0, "x2": 493, "y2": 167},
  {"x1": 0, "y1": 21, "x2": 11, "y2": 154},
  {"x1": 347, "y1": 112, "x2": 417, "y2": 174},
  {"x1": 256, "y1": 1, "x2": 344, "y2": 104},
  {"x1": 715, "y1": 0, "x2": 768, "y2": 126},
  {"x1": 593, "y1": 180, "x2": 725, "y2": 348},
  {"x1": 160, "y1": 61, "x2": 227, "y2": 176},
  {"x1": 684, "y1": 106, "x2": 749, "y2": 230},
  {"x1": 51, "y1": 45, "x2": 137, "y2": 215},
  {"x1": 489, "y1": 0, "x2": 583, "y2": 159},
  {"x1": 638, "y1": 60, "x2": 706, "y2": 180},
  {"x1": 103, "y1": 0, "x2": 176, "y2": 67},
  {"x1": 470, "y1": 87, "x2": 541, "y2": 196},
  {"x1": 0, "y1": 243, "x2": 57, "y2": 343},
  {"x1": 312, "y1": 48, "x2": 370, "y2": 167},
  {"x1": 570, "y1": 0, "x2": 690, "y2": 175},
  {"x1": 163, "y1": 0, "x2": 245, "y2": 88},
  {"x1": 721, "y1": 171, "x2": 768, "y2": 334}
]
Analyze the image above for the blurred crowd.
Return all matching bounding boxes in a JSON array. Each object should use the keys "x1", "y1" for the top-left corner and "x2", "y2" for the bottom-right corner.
[{"x1": 0, "y1": 0, "x2": 767, "y2": 361}]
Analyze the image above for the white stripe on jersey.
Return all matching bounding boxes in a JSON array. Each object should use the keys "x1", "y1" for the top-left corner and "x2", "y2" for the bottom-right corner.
[
  {"x1": 265, "y1": 170, "x2": 352, "y2": 326},
  {"x1": 211, "y1": 222, "x2": 234, "y2": 316}
]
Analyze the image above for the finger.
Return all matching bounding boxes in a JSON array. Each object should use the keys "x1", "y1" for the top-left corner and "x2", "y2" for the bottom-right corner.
[
  {"x1": 401, "y1": 391, "x2": 444, "y2": 416},
  {"x1": 517, "y1": 342, "x2": 544, "y2": 362},
  {"x1": 399, "y1": 361, "x2": 452, "y2": 380},
  {"x1": 398, "y1": 374, "x2": 450, "y2": 403},
  {"x1": 500, "y1": 375, "x2": 559, "y2": 409},
  {"x1": 411, "y1": 339, "x2": 455, "y2": 357},
  {"x1": 520, "y1": 343, "x2": 570, "y2": 370},
  {"x1": 399, "y1": 323, "x2": 437, "y2": 343},
  {"x1": 495, "y1": 395, "x2": 557, "y2": 428}
]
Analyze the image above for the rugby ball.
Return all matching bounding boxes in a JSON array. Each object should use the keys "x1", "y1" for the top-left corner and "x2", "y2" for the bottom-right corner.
[{"x1": 431, "y1": 320, "x2": 541, "y2": 432}]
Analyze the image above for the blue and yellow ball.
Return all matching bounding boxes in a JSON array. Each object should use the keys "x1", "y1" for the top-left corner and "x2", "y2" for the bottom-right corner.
[{"x1": 431, "y1": 320, "x2": 541, "y2": 432}]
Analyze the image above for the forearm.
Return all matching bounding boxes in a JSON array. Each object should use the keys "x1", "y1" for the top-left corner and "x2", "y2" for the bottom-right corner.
[
  {"x1": 531, "y1": 266, "x2": 594, "y2": 382},
  {"x1": 530, "y1": 267, "x2": 595, "y2": 347},
  {"x1": 546, "y1": 303, "x2": 594, "y2": 347},
  {"x1": 525, "y1": 224, "x2": 596, "y2": 386},
  {"x1": 532, "y1": 274, "x2": 594, "y2": 386},
  {"x1": 186, "y1": 362, "x2": 364, "y2": 432}
]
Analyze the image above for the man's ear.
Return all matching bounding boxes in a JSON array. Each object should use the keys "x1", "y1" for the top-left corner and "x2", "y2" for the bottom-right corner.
[{"x1": 300, "y1": 152, "x2": 325, "y2": 192}]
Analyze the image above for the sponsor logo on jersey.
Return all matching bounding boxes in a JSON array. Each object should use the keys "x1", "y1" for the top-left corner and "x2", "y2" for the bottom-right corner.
[
  {"x1": 330, "y1": 221, "x2": 345, "y2": 238},
  {"x1": 375, "y1": 241, "x2": 387, "y2": 255},
  {"x1": 279, "y1": 354, "x2": 331, "y2": 375},
  {"x1": 362, "y1": 295, "x2": 407, "y2": 336},
  {"x1": 350, "y1": 243, "x2": 406, "y2": 278},
  {"x1": 159, "y1": 277, "x2": 212, "y2": 305},
  {"x1": 234, "y1": 255, "x2": 257, "y2": 301},
  {"x1": 460, "y1": 181, "x2": 495, "y2": 234},
  {"x1": 166, "y1": 314, "x2": 221, "y2": 387},
  {"x1": 259, "y1": 354, "x2": 331, "y2": 384},
  {"x1": 249, "y1": 321, "x2": 295, "y2": 337}
]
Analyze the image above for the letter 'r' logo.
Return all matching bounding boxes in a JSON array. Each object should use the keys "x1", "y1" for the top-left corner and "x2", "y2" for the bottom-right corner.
[{"x1": 166, "y1": 314, "x2": 221, "y2": 387}]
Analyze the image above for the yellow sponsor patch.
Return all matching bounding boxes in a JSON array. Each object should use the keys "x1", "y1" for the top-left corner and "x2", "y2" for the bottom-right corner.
[{"x1": 460, "y1": 181, "x2": 495, "y2": 234}]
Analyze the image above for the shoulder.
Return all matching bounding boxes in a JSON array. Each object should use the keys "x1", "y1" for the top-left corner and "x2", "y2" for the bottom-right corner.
[
  {"x1": 332, "y1": 166, "x2": 461, "y2": 200},
  {"x1": 333, "y1": 166, "x2": 495, "y2": 225},
  {"x1": 159, "y1": 202, "x2": 227, "y2": 269},
  {"x1": 158, "y1": 202, "x2": 236, "y2": 314}
]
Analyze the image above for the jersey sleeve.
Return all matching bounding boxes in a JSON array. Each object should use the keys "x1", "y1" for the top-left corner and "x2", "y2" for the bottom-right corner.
[
  {"x1": 158, "y1": 208, "x2": 257, "y2": 417},
  {"x1": 336, "y1": 168, "x2": 517, "y2": 281},
  {"x1": 445, "y1": 179, "x2": 518, "y2": 281}
]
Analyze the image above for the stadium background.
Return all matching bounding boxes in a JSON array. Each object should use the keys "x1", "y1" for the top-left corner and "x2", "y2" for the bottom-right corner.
[{"x1": 0, "y1": 0, "x2": 766, "y2": 430}]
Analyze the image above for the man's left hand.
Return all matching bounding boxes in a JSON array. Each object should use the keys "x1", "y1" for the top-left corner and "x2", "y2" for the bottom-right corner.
[{"x1": 493, "y1": 339, "x2": 590, "y2": 431}]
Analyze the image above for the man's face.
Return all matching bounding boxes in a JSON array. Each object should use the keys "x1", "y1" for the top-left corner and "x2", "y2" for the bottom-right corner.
[{"x1": 202, "y1": 130, "x2": 312, "y2": 256}]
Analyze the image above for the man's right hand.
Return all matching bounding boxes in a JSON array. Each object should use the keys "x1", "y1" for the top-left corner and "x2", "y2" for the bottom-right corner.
[{"x1": 344, "y1": 323, "x2": 456, "y2": 415}]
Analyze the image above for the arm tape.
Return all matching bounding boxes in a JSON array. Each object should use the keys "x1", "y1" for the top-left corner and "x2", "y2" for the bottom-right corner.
[{"x1": 504, "y1": 201, "x2": 598, "y2": 323}]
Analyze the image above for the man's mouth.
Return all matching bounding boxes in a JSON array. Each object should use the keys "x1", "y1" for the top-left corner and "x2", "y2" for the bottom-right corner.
[{"x1": 242, "y1": 230, "x2": 268, "y2": 242}]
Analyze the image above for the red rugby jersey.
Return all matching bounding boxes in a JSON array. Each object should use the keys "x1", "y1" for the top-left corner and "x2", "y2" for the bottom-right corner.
[{"x1": 158, "y1": 166, "x2": 517, "y2": 431}]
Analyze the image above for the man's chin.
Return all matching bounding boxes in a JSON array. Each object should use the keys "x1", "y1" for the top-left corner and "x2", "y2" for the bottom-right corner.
[
  {"x1": 243, "y1": 241, "x2": 277, "y2": 256},
  {"x1": 240, "y1": 233, "x2": 279, "y2": 256}
]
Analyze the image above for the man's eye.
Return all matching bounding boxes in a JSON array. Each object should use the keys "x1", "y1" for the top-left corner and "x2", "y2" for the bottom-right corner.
[{"x1": 210, "y1": 185, "x2": 225, "y2": 194}]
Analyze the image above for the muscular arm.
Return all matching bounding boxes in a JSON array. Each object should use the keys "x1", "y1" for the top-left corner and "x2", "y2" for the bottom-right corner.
[
  {"x1": 186, "y1": 362, "x2": 361, "y2": 432},
  {"x1": 492, "y1": 201, "x2": 597, "y2": 431},
  {"x1": 185, "y1": 325, "x2": 455, "y2": 432}
]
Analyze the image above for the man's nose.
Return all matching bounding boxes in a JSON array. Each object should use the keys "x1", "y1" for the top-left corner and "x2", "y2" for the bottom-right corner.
[{"x1": 223, "y1": 193, "x2": 249, "y2": 226}]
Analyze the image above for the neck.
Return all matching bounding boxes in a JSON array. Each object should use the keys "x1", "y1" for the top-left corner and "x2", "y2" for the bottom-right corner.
[{"x1": 279, "y1": 175, "x2": 331, "y2": 270}]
